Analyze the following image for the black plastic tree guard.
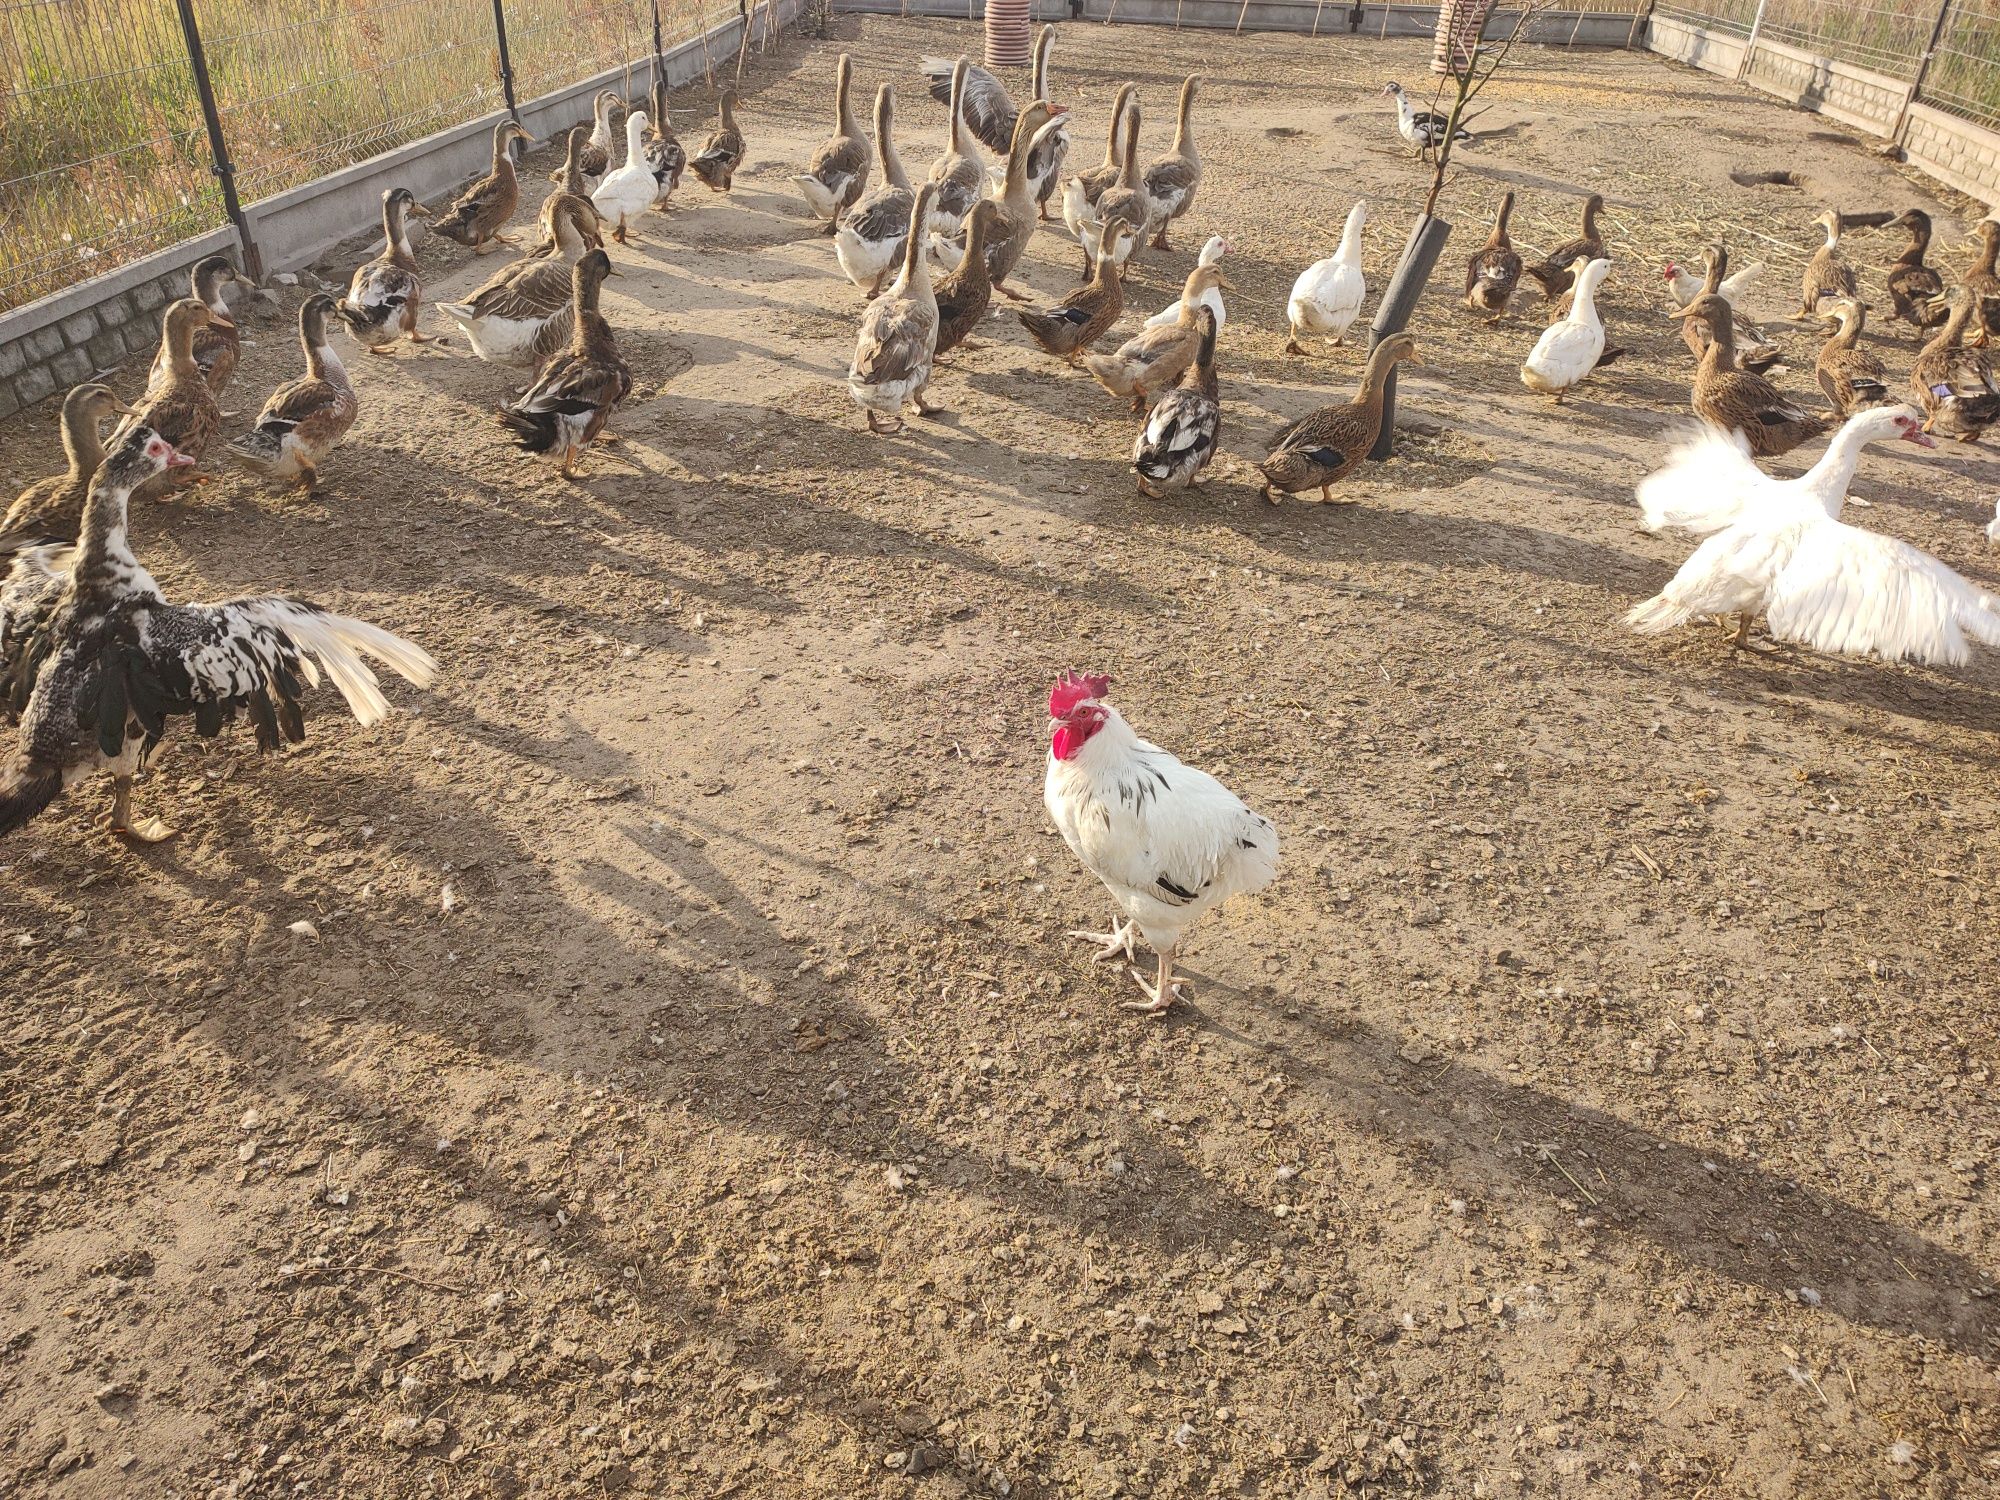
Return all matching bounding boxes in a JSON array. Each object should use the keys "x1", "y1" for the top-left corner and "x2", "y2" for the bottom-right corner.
[{"x1": 1367, "y1": 214, "x2": 1452, "y2": 460}]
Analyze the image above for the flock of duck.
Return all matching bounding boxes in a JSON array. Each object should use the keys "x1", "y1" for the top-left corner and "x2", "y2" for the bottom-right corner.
[{"x1": 4, "y1": 28, "x2": 2000, "y2": 847}]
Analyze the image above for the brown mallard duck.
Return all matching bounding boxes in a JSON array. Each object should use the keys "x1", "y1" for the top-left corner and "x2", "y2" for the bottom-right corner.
[
  {"x1": 1083, "y1": 264, "x2": 1228, "y2": 411},
  {"x1": 125, "y1": 299, "x2": 222, "y2": 491},
  {"x1": 498, "y1": 250, "x2": 631, "y2": 477},
  {"x1": 1910, "y1": 292, "x2": 2000, "y2": 443},
  {"x1": 1884, "y1": 210, "x2": 1948, "y2": 331},
  {"x1": 1257, "y1": 332, "x2": 1419, "y2": 503},
  {"x1": 1679, "y1": 245, "x2": 1784, "y2": 376},
  {"x1": 224, "y1": 295, "x2": 360, "y2": 492},
  {"x1": 932, "y1": 199, "x2": 1002, "y2": 360},
  {"x1": 148, "y1": 255, "x2": 241, "y2": 400},
  {"x1": 336, "y1": 188, "x2": 433, "y2": 354},
  {"x1": 1016, "y1": 231, "x2": 1130, "y2": 364},
  {"x1": 1523, "y1": 193, "x2": 1604, "y2": 301},
  {"x1": 689, "y1": 90, "x2": 744, "y2": 192},
  {"x1": 797, "y1": 54, "x2": 870, "y2": 228},
  {"x1": 435, "y1": 120, "x2": 531, "y2": 254},
  {"x1": 1675, "y1": 292, "x2": 1824, "y2": 457},
  {"x1": 1796, "y1": 209, "x2": 1859, "y2": 319},
  {"x1": 1464, "y1": 191, "x2": 1522, "y2": 322},
  {"x1": 1139, "y1": 75, "x2": 1201, "y2": 252},
  {"x1": 1814, "y1": 298, "x2": 1891, "y2": 417},
  {"x1": 1962, "y1": 220, "x2": 2000, "y2": 347},
  {"x1": 2, "y1": 384, "x2": 137, "y2": 542}
]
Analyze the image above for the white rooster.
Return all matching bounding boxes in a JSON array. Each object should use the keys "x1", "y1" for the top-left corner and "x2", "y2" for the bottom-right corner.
[
  {"x1": 1043, "y1": 671, "x2": 1279, "y2": 1014},
  {"x1": 1627, "y1": 403, "x2": 2000, "y2": 663}
]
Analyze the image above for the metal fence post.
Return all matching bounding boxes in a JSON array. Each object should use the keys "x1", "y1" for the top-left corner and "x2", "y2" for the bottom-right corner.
[
  {"x1": 1736, "y1": 0, "x2": 1767, "y2": 82},
  {"x1": 652, "y1": 0, "x2": 665, "y2": 63},
  {"x1": 1890, "y1": 0, "x2": 1954, "y2": 145},
  {"x1": 491, "y1": 0, "x2": 520, "y2": 117},
  {"x1": 172, "y1": 0, "x2": 264, "y2": 280}
]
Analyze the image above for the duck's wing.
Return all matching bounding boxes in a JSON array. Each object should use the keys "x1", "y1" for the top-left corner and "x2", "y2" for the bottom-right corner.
[{"x1": 1767, "y1": 517, "x2": 2000, "y2": 666}]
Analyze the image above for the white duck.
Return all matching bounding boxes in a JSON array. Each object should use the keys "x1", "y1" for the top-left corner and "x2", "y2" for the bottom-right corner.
[
  {"x1": 1380, "y1": 81, "x2": 1471, "y2": 150},
  {"x1": 1521, "y1": 257, "x2": 1612, "y2": 401},
  {"x1": 1635, "y1": 405, "x2": 1912, "y2": 537},
  {"x1": 591, "y1": 110, "x2": 659, "y2": 243},
  {"x1": 1627, "y1": 404, "x2": 2000, "y2": 662},
  {"x1": 1285, "y1": 201, "x2": 1366, "y2": 353},
  {"x1": 1145, "y1": 236, "x2": 1229, "y2": 331}
]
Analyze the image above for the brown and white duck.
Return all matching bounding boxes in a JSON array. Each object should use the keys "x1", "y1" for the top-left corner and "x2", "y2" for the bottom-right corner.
[
  {"x1": 437, "y1": 195, "x2": 598, "y2": 368},
  {"x1": 1139, "y1": 75, "x2": 1201, "y2": 252},
  {"x1": 1133, "y1": 307, "x2": 1221, "y2": 498},
  {"x1": 1813, "y1": 298, "x2": 1891, "y2": 418},
  {"x1": 435, "y1": 120, "x2": 532, "y2": 254},
  {"x1": 797, "y1": 54, "x2": 870, "y2": 227},
  {"x1": 848, "y1": 185, "x2": 943, "y2": 435},
  {"x1": 2, "y1": 384, "x2": 137, "y2": 543},
  {"x1": 336, "y1": 188, "x2": 433, "y2": 353},
  {"x1": 1083, "y1": 264, "x2": 1227, "y2": 410},
  {"x1": 148, "y1": 255, "x2": 241, "y2": 400},
  {"x1": 1676, "y1": 292, "x2": 1824, "y2": 457},
  {"x1": 1524, "y1": 193, "x2": 1605, "y2": 302},
  {"x1": 1910, "y1": 293, "x2": 2000, "y2": 443},
  {"x1": 1796, "y1": 209, "x2": 1859, "y2": 319},
  {"x1": 224, "y1": 294, "x2": 359, "y2": 492},
  {"x1": 498, "y1": 251, "x2": 632, "y2": 478},
  {"x1": 1257, "y1": 332, "x2": 1419, "y2": 503},
  {"x1": 640, "y1": 75, "x2": 686, "y2": 199},
  {"x1": 1883, "y1": 209, "x2": 1948, "y2": 332},
  {"x1": 689, "y1": 90, "x2": 744, "y2": 192},
  {"x1": 1464, "y1": 191, "x2": 1522, "y2": 321}
]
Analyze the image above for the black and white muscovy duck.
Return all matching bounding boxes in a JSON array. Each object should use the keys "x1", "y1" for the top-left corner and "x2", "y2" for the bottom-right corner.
[
  {"x1": 0, "y1": 427, "x2": 436, "y2": 843},
  {"x1": 1380, "y1": 81, "x2": 1473, "y2": 151}
]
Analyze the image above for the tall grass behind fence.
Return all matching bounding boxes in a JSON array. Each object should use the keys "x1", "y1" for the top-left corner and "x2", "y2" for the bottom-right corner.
[
  {"x1": 1658, "y1": 0, "x2": 2000, "y2": 128},
  {"x1": 0, "y1": 0, "x2": 717, "y2": 318}
]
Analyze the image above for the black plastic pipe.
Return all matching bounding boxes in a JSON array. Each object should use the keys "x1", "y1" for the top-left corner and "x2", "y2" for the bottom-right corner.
[{"x1": 1367, "y1": 213, "x2": 1451, "y2": 459}]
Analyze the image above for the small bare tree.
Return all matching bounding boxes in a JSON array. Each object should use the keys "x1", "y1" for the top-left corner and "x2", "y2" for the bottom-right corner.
[{"x1": 1419, "y1": 1, "x2": 1557, "y2": 220}]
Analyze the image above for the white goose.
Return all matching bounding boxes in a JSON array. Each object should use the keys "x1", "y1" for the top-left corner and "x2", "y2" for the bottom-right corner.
[
  {"x1": 1627, "y1": 404, "x2": 2000, "y2": 663},
  {"x1": 1145, "y1": 236, "x2": 1229, "y2": 331},
  {"x1": 590, "y1": 110, "x2": 659, "y2": 243},
  {"x1": 1521, "y1": 257, "x2": 1612, "y2": 401},
  {"x1": 1285, "y1": 201, "x2": 1366, "y2": 353}
]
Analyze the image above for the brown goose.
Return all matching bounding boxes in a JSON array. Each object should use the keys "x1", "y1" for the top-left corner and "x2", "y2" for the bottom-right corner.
[
  {"x1": 1139, "y1": 76, "x2": 1201, "y2": 252},
  {"x1": 926, "y1": 59, "x2": 988, "y2": 233},
  {"x1": 796, "y1": 54, "x2": 870, "y2": 229},
  {"x1": 689, "y1": 90, "x2": 744, "y2": 192},
  {"x1": 984, "y1": 102, "x2": 1066, "y2": 301}
]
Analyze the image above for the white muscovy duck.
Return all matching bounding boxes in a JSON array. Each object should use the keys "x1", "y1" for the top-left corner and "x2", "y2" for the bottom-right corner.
[
  {"x1": 1043, "y1": 671, "x2": 1278, "y2": 1015},
  {"x1": 1145, "y1": 235, "x2": 1229, "y2": 331},
  {"x1": 0, "y1": 427, "x2": 435, "y2": 843},
  {"x1": 1625, "y1": 403, "x2": 2000, "y2": 662},
  {"x1": 1521, "y1": 257, "x2": 1614, "y2": 401},
  {"x1": 1286, "y1": 201, "x2": 1365, "y2": 353},
  {"x1": 1380, "y1": 81, "x2": 1471, "y2": 150}
]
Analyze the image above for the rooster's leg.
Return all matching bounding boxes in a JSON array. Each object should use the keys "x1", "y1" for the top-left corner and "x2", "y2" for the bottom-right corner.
[
  {"x1": 1122, "y1": 947, "x2": 1184, "y2": 1015},
  {"x1": 1066, "y1": 917, "x2": 1137, "y2": 965}
]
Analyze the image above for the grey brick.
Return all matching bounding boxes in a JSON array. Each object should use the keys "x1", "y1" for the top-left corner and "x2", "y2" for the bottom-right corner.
[
  {"x1": 0, "y1": 337, "x2": 25, "y2": 381},
  {"x1": 50, "y1": 346, "x2": 91, "y2": 388},
  {"x1": 23, "y1": 325, "x2": 64, "y2": 364},
  {"x1": 57, "y1": 306, "x2": 99, "y2": 346},
  {"x1": 0, "y1": 382, "x2": 19, "y2": 423},
  {"x1": 14, "y1": 361, "x2": 57, "y2": 409},
  {"x1": 87, "y1": 329, "x2": 126, "y2": 371},
  {"x1": 120, "y1": 319, "x2": 158, "y2": 358}
]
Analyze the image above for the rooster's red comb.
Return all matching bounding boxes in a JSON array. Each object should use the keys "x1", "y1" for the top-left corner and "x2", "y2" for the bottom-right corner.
[{"x1": 1049, "y1": 670, "x2": 1111, "y2": 718}]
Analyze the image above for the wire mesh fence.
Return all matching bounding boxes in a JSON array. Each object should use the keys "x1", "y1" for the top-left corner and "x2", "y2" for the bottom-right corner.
[
  {"x1": 1751, "y1": 0, "x2": 1934, "y2": 76},
  {"x1": 0, "y1": 0, "x2": 732, "y2": 318},
  {"x1": 1925, "y1": 0, "x2": 2000, "y2": 128}
]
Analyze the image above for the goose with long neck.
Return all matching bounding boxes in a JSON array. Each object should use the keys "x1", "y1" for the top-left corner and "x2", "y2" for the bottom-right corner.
[
  {"x1": 1464, "y1": 191, "x2": 1522, "y2": 320},
  {"x1": 499, "y1": 250, "x2": 632, "y2": 477},
  {"x1": 1257, "y1": 332, "x2": 1421, "y2": 502},
  {"x1": 1087, "y1": 104, "x2": 1147, "y2": 277},
  {"x1": 641, "y1": 75, "x2": 685, "y2": 196},
  {"x1": 0, "y1": 425, "x2": 436, "y2": 846},
  {"x1": 435, "y1": 120, "x2": 531, "y2": 254},
  {"x1": 984, "y1": 107, "x2": 1066, "y2": 301},
  {"x1": 1883, "y1": 209, "x2": 1947, "y2": 331},
  {"x1": 1023, "y1": 27, "x2": 1069, "y2": 220},
  {"x1": 849, "y1": 184, "x2": 943, "y2": 434},
  {"x1": 225, "y1": 295, "x2": 359, "y2": 491},
  {"x1": 1675, "y1": 291, "x2": 1824, "y2": 455},
  {"x1": 1138, "y1": 75, "x2": 1200, "y2": 251},
  {"x1": 1909, "y1": 292, "x2": 2000, "y2": 442},
  {"x1": 591, "y1": 109, "x2": 663, "y2": 242},
  {"x1": 1287, "y1": 199, "x2": 1366, "y2": 353},
  {"x1": 927, "y1": 58, "x2": 988, "y2": 233},
  {"x1": 337, "y1": 187, "x2": 432, "y2": 352},
  {"x1": 689, "y1": 89, "x2": 744, "y2": 191},
  {"x1": 797, "y1": 54, "x2": 870, "y2": 226},
  {"x1": 1521, "y1": 256, "x2": 1613, "y2": 401},
  {"x1": 1074, "y1": 82, "x2": 1135, "y2": 211},
  {"x1": 124, "y1": 298, "x2": 221, "y2": 490},
  {"x1": 2, "y1": 385, "x2": 137, "y2": 541},
  {"x1": 1813, "y1": 298, "x2": 1891, "y2": 417},
  {"x1": 835, "y1": 86, "x2": 920, "y2": 297}
]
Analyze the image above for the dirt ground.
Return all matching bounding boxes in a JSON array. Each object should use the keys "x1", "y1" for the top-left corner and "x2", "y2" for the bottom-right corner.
[{"x1": 3, "y1": 14, "x2": 1998, "y2": 1499}]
